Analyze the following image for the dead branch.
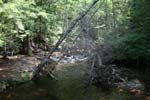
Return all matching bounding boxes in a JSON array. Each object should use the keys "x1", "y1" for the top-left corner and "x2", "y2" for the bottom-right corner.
[{"x1": 33, "y1": 0, "x2": 100, "y2": 78}]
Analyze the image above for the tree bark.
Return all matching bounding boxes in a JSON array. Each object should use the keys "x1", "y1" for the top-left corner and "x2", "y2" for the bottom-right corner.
[
  {"x1": 22, "y1": 35, "x2": 32, "y2": 55},
  {"x1": 33, "y1": 0, "x2": 100, "y2": 78}
]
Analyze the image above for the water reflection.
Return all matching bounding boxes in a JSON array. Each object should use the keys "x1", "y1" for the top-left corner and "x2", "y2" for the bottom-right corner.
[
  {"x1": 0, "y1": 64, "x2": 147, "y2": 100},
  {"x1": 0, "y1": 77, "x2": 140, "y2": 100}
]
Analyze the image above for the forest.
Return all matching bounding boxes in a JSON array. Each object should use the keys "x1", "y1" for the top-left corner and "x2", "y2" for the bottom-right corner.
[{"x1": 0, "y1": 0, "x2": 150, "y2": 100}]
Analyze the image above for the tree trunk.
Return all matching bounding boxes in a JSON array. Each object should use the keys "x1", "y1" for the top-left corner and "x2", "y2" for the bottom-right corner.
[
  {"x1": 33, "y1": 0, "x2": 100, "y2": 78},
  {"x1": 22, "y1": 35, "x2": 32, "y2": 55}
]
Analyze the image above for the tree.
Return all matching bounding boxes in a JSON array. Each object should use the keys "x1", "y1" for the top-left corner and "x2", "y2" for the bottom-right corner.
[{"x1": 33, "y1": 0, "x2": 100, "y2": 78}]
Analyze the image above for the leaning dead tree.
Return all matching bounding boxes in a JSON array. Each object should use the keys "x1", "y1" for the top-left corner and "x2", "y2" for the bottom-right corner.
[{"x1": 33, "y1": 0, "x2": 100, "y2": 78}]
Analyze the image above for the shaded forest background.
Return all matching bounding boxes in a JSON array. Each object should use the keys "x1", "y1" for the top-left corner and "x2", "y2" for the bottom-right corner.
[{"x1": 0, "y1": 0, "x2": 150, "y2": 73}]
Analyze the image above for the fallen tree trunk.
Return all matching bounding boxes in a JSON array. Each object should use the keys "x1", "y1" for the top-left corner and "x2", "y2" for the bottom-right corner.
[{"x1": 33, "y1": 0, "x2": 100, "y2": 78}]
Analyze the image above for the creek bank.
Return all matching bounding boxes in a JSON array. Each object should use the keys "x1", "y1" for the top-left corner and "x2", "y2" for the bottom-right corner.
[
  {"x1": 0, "y1": 52, "x2": 88, "y2": 92},
  {"x1": 1, "y1": 60, "x2": 148, "y2": 100},
  {"x1": 0, "y1": 54, "x2": 57, "y2": 92},
  {"x1": 0, "y1": 53, "x2": 147, "y2": 99},
  {"x1": 114, "y1": 79, "x2": 145, "y2": 95}
]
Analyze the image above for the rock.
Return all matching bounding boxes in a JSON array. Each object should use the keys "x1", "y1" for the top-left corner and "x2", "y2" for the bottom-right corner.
[
  {"x1": 116, "y1": 79, "x2": 145, "y2": 94},
  {"x1": 52, "y1": 54, "x2": 88, "y2": 64}
]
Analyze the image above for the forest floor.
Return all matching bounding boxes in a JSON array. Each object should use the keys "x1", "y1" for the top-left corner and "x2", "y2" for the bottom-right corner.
[
  {"x1": 0, "y1": 52, "x2": 86, "y2": 84},
  {"x1": 0, "y1": 55, "x2": 40, "y2": 80}
]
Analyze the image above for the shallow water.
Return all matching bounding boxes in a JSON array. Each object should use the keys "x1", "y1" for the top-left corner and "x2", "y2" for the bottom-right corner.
[{"x1": 0, "y1": 64, "x2": 148, "y2": 100}]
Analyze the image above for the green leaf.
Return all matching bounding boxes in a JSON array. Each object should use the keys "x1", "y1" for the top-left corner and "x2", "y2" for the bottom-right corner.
[
  {"x1": 0, "y1": 40, "x2": 4, "y2": 47},
  {"x1": 37, "y1": 12, "x2": 48, "y2": 20},
  {"x1": 16, "y1": 20, "x2": 24, "y2": 31}
]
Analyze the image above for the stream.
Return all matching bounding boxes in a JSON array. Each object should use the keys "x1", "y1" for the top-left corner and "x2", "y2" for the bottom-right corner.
[
  {"x1": 0, "y1": 63, "x2": 149, "y2": 100},
  {"x1": 0, "y1": 78, "x2": 140, "y2": 100}
]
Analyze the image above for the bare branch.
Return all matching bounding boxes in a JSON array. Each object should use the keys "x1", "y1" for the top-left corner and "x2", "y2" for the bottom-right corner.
[{"x1": 33, "y1": 0, "x2": 100, "y2": 78}]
